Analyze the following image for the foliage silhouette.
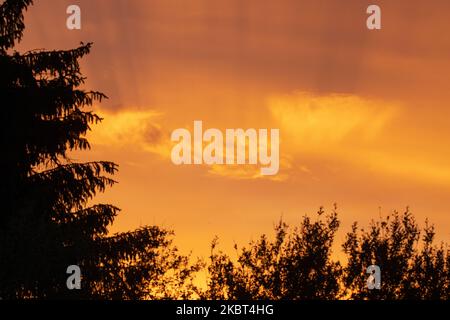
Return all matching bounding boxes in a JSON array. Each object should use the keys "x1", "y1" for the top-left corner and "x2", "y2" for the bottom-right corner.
[
  {"x1": 203, "y1": 207, "x2": 449, "y2": 300},
  {"x1": 343, "y1": 208, "x2": 449, "y2": 299},
  {"x1": 203, "y1": 207, "x2": 342, "y2": 299},
  {"x1": 0, "y1": 0, "x2": 200, "y2": 299}
]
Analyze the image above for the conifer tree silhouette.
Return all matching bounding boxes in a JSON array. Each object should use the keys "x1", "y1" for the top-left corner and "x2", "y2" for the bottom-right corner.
[{"x1": 0, "y1": 0, "x2": 199, "y2": 299}]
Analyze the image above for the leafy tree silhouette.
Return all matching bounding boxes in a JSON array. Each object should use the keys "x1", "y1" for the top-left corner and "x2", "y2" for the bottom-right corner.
[
  {"x1": 204, "y1": 207, "x2": 449, "y2": 300},
  {"x1": 343, "y1": 208, "x2": 449, "y2": 300},
  {"x1": 0, "y1": 0, "x2": 200, "y2": 299},
  {"x1": 203, "y1": 207, "x2": 342, "y2": 299},
  {"x1": 409, "y1": 221, "x2": 449, "y2": 299}
]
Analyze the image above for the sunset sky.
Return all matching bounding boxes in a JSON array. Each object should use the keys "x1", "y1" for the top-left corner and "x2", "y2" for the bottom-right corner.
[{"x1": 16, "y1": 0, "x2": 450, "y2": 262}]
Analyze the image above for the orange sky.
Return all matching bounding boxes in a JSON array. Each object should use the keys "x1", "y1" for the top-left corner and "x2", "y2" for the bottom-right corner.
[{"x1": 16, "y1": 0, "x2": 450, "y2": 262}]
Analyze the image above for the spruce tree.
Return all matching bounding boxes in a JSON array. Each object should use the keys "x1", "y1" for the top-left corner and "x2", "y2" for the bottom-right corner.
[{"x1": 0, "y1": 0, "x2": 199, "y2": 299}]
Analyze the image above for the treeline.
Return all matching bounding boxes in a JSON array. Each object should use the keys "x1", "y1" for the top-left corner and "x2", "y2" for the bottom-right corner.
[
  {"x1": 199, "y1": 207, "x2": 449, "y2": 300},
  {"x1": 100, "y1": 206, "x2": 448, "y2": 300},
  {"x1": 132, "y1": 206, "x2": 450, "y2": 300}
]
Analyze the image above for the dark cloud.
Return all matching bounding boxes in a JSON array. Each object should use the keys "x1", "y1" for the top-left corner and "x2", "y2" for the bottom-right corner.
[{"x1": 143, "y1": 122, "x2": 163, "y2": 145}]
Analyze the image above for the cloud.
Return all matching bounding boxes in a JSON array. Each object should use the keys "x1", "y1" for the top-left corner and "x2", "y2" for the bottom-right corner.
[
  {"x1": 87, "y1": 107, "x2": 171, "y2": 158},
  {"x1": 263, "y1": 92, "x2": 402, "y2": 181},
  {"x1": 269, "y1": 92, "x2": 397, "y2": 153},
  {"x1": 207, "y1": 155, "x2": 292, "y2": 182},
  {"x1": 267, "y1": 92, "x2": 450, "y2": 186},
  {"x1": 90, "y1": 93, "x2": 450, "y2": 185},
  {"x1": 189, "y1": 92, "x2": 398, "y2": 182}
]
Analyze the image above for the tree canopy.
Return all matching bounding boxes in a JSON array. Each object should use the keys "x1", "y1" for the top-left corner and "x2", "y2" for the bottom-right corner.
[{"x1": 203, "y1": 208, "x2": 449, "y2": 300}]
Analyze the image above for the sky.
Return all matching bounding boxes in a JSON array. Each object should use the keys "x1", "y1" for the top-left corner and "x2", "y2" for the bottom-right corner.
[{"x1": 15, "y1": 0, "x2": 450, "y2": 262}]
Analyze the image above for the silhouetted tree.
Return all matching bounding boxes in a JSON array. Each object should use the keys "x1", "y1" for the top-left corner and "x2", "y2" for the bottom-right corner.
[
  {"x1": 407, "y1": 221, "x2": 449, "y2": 299},
  {"x1": 203, "y1": 207, "x2": 342, "y2": 299},
  {"x1": 343, "y1": 209, "x2": 449, "y2": 299},
  {"x1": 0, "y1": 0, "x2": 200, "y2": 299},
  {"x1": 204, "y1": 207, "x2": 449, "y2": 300}
]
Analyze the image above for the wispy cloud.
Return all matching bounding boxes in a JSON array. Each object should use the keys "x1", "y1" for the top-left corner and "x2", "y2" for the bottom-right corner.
[
  {"x1": 264, "y1": 92, "x2": 400, "y2": 180},
  {"x1": 87, "y1": 107, "x2": 171, "y2": 159},
  {"x1": 269, "y1": 92, "x2": 397, "y2": 152}
]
